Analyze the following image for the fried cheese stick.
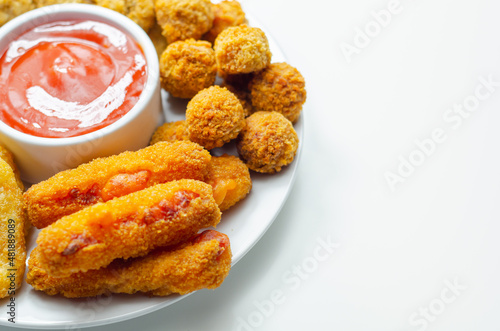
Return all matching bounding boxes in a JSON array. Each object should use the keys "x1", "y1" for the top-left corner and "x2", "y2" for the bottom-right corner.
[
  {"x1": 24, "y1": 141, "x2": 211, "y2": 229},
  {"x1": 27, "y1": 230, "x2": 231, "y2": 297},
  {"x1": 0, "y1": 158, "x2": 27, "y2": 298},
  {"x1": 35, "y1": 179, "x2": 221, "y2": 278}
]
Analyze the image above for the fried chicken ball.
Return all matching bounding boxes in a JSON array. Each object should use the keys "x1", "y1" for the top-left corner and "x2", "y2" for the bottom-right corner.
[
  {"x1": 205, "y1": 154, "x2": 251, "y2": 211},
  {"x1": 249, "y1": 62, "x2": 306, "y2": 123},
  {"x1": 155, "y1": 0, "x2": 213, "y2": 44},
  {"x1": 221, "y1": 82, "x2": 253, "y2": 117},
  {"x1": 150, "y1": 120, "x2": 190, "y2": 144},
  {"x1": 203, "y1": 0, "x2": 247, "y2": 45},
  {"x1": 0, "y1": 0, "x2": 35, "y2": 26},
  {"x1": 160, "y1": 39, "x2": 217, "y2": 99},
  {"x1": 186, "y1": 86, "x2": 246, "y2": 150},
  {"x1": 214, "y1": 25, "x2": 271, "y2": 75},
  {"x1": 237, "y1": 111, "x2": 299, "y2": 173},
  {"x1": 95, "y1": 0, "x2": 155, "y2": 32}
]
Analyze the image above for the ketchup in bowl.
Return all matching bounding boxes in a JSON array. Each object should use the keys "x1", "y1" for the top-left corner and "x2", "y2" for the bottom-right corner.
[{"x1": 0, "y1": 19, "x2": 147, "y2": 138}]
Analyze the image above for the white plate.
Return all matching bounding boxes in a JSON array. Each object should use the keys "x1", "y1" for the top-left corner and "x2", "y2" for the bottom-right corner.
[{"x1": 0, "y1": 15, "x2": 304, "y2": 330}]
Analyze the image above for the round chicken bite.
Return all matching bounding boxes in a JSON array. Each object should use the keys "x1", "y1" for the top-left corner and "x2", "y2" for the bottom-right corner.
[
  {"x1": 155, "y1": 0, "x2": 213, "y2": 44},
  {"x1": 237, "y1": 111, "x2": 298, "y2": 173},
  {"x1": 214, "y1": 25, "x2": 271, "y2": 75},
  {"x1": 249, "y1": 62, "x2": 306, "y2": 123},
  {"x1": 160, "y1": 39, "x2": 217, "y2": 99},
  {"x1": 0, "y1": 0, "x2": 35, "y2": 26},
  {"x1": 186, "y1": 86, "x2": 245, "y2": 150},
  {"x1": 203, "y1": 0, "x2": 247, "y2": 45},
  {"x1": 150, "y1": 120, "x2": 190, "y2": 145},
  {"x1": 95, "y1": 0, "x2": 156, "y2": 32},
  {"x1": 205, "y1": 154, "x2": 251, "y2": 211}
]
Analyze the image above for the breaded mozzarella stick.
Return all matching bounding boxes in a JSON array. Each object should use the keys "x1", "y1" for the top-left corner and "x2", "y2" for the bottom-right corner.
[
  {"x1": 27, "y1": 230, "x2": 231, "y2": 298},
  {"x1": 35, "y1": 179, "x2": 221, "y2": 278},
  {"x1": 24, "y1": 141, "x2": 211, "y2": 229}
]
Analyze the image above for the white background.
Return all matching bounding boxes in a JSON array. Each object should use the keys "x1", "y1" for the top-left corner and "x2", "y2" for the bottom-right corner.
[{"x1": 6, "y1": 0, "x2": 500, "y2": 330}]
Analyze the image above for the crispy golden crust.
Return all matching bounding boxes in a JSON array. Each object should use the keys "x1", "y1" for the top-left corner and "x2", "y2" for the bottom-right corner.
[
  {"x1": 150, "y1": 120, "x2": 190, "y2": 144},
  {"x1": 148, "y1": 20, "x2": 168, "y2": 59},
  {"x1": 205, "y1": 154, "x2": 251, "y2": 211},
  {"x1": 24, "y1": 141, "x2": 211, "y2": 229},
  {"x1": 155, "y1": 0, "x2": 213, "y2": 44},
  {"x1": 160, "y1": 39, "x2": 217, "y2": 99},
  {"x1": 203, "y1": 0, "x2": 247, "y2": 45},
  {"x1": 0, "y1": 159, "x2": 26, "y2": 298},
  {"x1": 27, "y1": 230, "x2": 231, "y2": 297},
  {"x1": 35, "y1": 0, "x2": 93, "y2": 6},
  {"x1": 249, "y1": 62, "x2": 306, "y2": 123},
  {"x1": 95, "y1": 0, "x2": 155, "y2": 32},
  {"x1": 34, "y1": 179, "x2": 221, "y2": 278},
  {"x1": 186, "y1": 86, "x2": 246, "y2": 150},
  {"x1": 221, "y1": 82, "x2": 253, "y2": 117},
  {"x1": 0, "y1": 145, "x2": 23, "y2": 191},
  {"x1": 0, "y1": 0, "x2": 35, "y2": 26},
  {"x1": 237, "y1": 111, "x2": 298, "y2": 173},
  {"x1": 214, "y1": 25, "x2": 271, "y2": 75}
]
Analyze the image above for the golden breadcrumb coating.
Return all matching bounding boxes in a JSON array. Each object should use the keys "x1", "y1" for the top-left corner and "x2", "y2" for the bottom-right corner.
[
  {"x1": 221, "y1": 82, "x2": 253, "y2": 117},
  {"x1": 0, "y1": 146, "x2": 23, "y2": 191},
  {"x1": 160, "y1": 39, "x2": 217, "y2": 99},
  {"x1": 150, "y1": 121, "x2": 190, "y2": 144},
  {"x1": 95, "y1": 0, "x2": 155, "y2": 32},
  {"x1": 34, "y1": 179, "x2": 221, "y2": 278},
  {"x1": 205, "y1": 154, "x2": 251, "y2": 211},
  {"x1": 186, "y1": 86, "x2": 246, "y2": 150},
  {"x1": 27, "y1": 230, "x2": 231, "y2": 297},
  {"x1": 24, "y1": 141, "x2": 211, "y2": 229},
  {"x1": 203, "y1": 0, "x2": 247, "y2": 44},
  {"x1": 249, "y1": 62, "x2": 306, "y2": 123},
  {"x1": 214, "y1": 25, "x2": 271, "y2": 75},
  {"x1": 237, "y1": 111, "x2": 299, "y2": 173},
  {"x1": 35, "y1": 0, "x2": 93, "y2": 7},
  {"x1": 148, "y1": 20, "x2": 168, "y2": 59},
  {"x1": 0, "y1": 0, "x2": 35, "y2": 26},
  {"x1": 155, "y1": 0, "x2": 213, "y2": 44},
  {"x1": 0, "y1": 159, "x2": 27, "y2": 298}
]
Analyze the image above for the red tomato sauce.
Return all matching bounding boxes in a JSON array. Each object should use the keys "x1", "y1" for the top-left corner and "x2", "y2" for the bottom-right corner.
[{"x1": 0, "y1": 20, "x2": 147, "y2": 138}]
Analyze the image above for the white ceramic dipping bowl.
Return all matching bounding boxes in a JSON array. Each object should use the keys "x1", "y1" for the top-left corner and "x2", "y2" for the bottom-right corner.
[{"x1": 0, "y1": 4, "x2": 162, "y2": 183}]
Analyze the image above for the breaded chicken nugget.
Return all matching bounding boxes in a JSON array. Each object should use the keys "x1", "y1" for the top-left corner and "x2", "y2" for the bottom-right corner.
[
  {"x1": 205, "y1": 154, "x2": 251, "y2": 211},
  {"x1": 203, "y1": 0, "x2": 247, "y2": 45},
  {"x1": 214, "y1": 25, "x2": 271, "y2": 75},
  {"x1": 155, "y1": 0, "x2": 213, "y2": 44},
  {"x1": 150, "y1": 120, "x2": 190, "y2": 145},
  {"x1": 0, "y1": 0, "x2": 35, "y2": 26},
  {"x1": 249, "y1": 62, "x2": 306, "y2": 123},
  {"x1": 27, "y1": 230, "x2": 231, "y2": 297},
  {"x1": 95, "y1": 0, "x2": 155, "y2": 32},
  {"x1": 186, "y1": 86, "x2": 246, "y2": 150},
  {"x1": 148, "y1": 20, "x2": 168, "y2": 59},
  {"x1": 160, "y1": 39, "x2": 217, "y2": 99},
  {"x1": 0, "y1": 159, "x2": 27, "y2": 299},
  {"x1": 34, "y1": 179, "x2": 221, "y2": 277},
  {"x1": 237, "y1": 111, "x2": 299, "y2": 173},
  {"x1": 24, "y1": 141, "x2": 211, "y2": 229}
]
